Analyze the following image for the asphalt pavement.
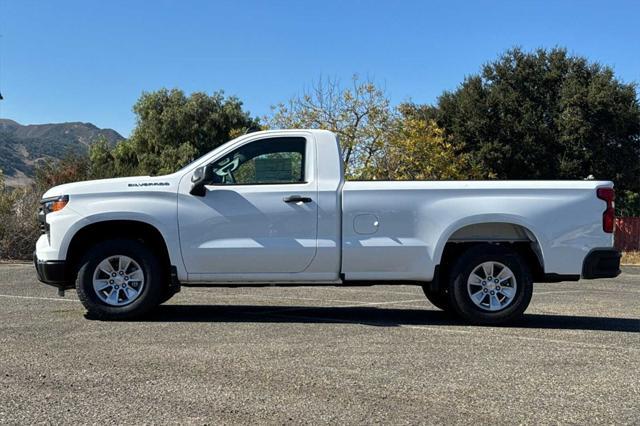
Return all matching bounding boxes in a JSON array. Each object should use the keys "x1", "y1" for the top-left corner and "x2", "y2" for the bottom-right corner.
[{"x1": 0, "y1": 264, "x2": 638, "y2": 424}]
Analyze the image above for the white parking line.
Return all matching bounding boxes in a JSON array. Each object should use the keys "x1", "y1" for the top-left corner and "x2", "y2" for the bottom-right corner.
[
  {"x1": 353, "y1": 299, "x2": 426, "y2": 307},
  {"x1": 187, "y1": 289, "x2": 423, "y2": 306},
  {"x1": 404, "y1": 324, "x2": 640, "y2": 352},
  {"x1": 268, "y1": 312, "x2": 640, "y2": 352},
  {"x1": 2, "y1": 291, "x2": 637, "y2": 352},
  {"x1": 0, "y1": 289, "x2": 426, "y2": 310},
  {"x1": 0, "y1": 291, "x2": 426, "y2": 312},
  {"x1": 534, "y1": 289, "x2": 640, "y2": 295},
  {"x1": 304, "y1": 286, "x2": 422, "y2": 296},
  {"x1": 0, "y1": 294, "x2": 79, "y2": 302},
  {"x1": 243, "y1": 298, "x2": 427, "y2": 316}
]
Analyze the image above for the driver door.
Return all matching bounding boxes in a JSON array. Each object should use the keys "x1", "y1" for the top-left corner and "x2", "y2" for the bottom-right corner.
[{"x1": 177, "y1": 135, "x2": 318, "y2": 277}]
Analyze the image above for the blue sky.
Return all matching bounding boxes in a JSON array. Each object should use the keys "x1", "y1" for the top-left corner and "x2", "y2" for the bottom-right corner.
[{"x1": 1, "y1": 0, "x2": 639, "y2": 137}]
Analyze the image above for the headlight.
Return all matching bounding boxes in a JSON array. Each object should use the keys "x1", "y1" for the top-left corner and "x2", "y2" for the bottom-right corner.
[{"x1": 41, "y1": 195, "x2": 69, "y2": 213}]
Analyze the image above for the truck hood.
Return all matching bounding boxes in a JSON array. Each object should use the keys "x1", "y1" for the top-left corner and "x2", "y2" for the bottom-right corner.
[{"x1": 42, "y1": 174, "x2": 181, "y2": 199}]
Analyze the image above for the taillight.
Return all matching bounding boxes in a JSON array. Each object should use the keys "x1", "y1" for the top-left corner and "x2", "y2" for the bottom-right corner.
[{"x1": 596, "y1": 188, "x2": 615, "y2": 233}]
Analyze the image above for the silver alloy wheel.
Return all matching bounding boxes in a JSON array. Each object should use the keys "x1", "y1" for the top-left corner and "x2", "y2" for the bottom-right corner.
[
  {"x1": 466, "y1": 261, "x2": 517, "y2": 312},
  {"x1": 92, "y1": 255, "x2": 145, "y2": 306}
]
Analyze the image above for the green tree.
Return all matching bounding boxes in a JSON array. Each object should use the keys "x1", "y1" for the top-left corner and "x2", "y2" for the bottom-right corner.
[
  {"x1": 99, "y1": 89, "x2": 259, "y2": 177},
  {"x1": 88, "y1": 136, "x2": 117, "y2": 179},
  {"x1": 0, "y1": 153, "x2": 97, "y2": 260},
  {"x1": 130, "y1": 89, "x2": 259, "y2": 175},
  {"x1": 267, "y1": 76, "x2": 393, "y2": 178},
  {"x1": 35, "y1": 152, "x2": 90, "y2": 192},
  {"x1": 0, "y1": 167, "x2": 41, "y2": 259},
  {"x1": 618, "y1": 191, "x2": 640, "y2": 217},
  {"x1": 428, "y1": 47, "x2": 640, "y2": 203},
  {"x1": 373, "y1": 108, "x2": 481, "y2": 180}
]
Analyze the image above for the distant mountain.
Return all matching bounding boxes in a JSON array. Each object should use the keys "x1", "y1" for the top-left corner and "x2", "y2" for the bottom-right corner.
[{"x1": 0, "y1": 119, "x2": 124, "y2": 186}]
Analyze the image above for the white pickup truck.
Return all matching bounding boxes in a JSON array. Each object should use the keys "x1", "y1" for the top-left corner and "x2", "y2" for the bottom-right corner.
[{"x1": 34, "y1": 129, "x2": 621, "y2": 324}]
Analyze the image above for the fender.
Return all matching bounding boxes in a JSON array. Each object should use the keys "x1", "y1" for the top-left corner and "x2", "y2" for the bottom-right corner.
[
  {"x1": 61, "y1": 211, "x2": 187, "y2": 281},
  {"x1": 432, "y1": 214, "x2": 547, "y2": 270}
]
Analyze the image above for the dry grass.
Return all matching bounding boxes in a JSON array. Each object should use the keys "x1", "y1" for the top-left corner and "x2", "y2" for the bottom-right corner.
[{"x1": 622, "y1": 251, "x2": 640, "y2": 265}]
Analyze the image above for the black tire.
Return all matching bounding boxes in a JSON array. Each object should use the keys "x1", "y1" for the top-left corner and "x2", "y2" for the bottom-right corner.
[
  {"x1": 421, "y1": 286, "x2": 453, "y2": 312},
  {"x1": 76, "y1": 239, "x2": 165, "y2": 320},
  {"x1": 448, "y1": 244, "x2": 533, "y2": 325}
]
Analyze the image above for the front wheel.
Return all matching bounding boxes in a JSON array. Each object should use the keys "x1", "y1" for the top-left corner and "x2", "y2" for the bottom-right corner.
[
  {"x1": 76, "y1": 239, "x2": 165, "y2": 320},
  {"x1": 448, "y1": 244, "x2": 533, "y2": 325}
]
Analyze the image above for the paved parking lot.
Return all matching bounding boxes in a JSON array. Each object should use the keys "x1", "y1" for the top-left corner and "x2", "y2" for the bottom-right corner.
[{"x1": 0, "y1": 264, "x2": 638, "y2": 424}]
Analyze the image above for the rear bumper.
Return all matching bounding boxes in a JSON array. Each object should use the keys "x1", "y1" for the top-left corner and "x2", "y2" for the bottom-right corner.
[
  {"x1": 33, "y1": 252, "x2": 73, "y2": 289},
  {"x1": 582, "y1": 248, "x2": 621, "y2": 279}
]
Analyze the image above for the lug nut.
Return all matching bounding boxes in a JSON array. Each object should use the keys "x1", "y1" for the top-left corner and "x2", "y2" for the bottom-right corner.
[
  {"x1": 119, "y1": 271, "x2": 124, "y2": 275},
  {"x1": 496, "y1": 286, "x2": 501, "y2": 290},
  {"x1": 483, "y1": 288, "x2": 488, "y2": 293},
  {"x1": 494, "y1": 279, "x2": 499, "y2": 283},
  {"x1": 490, "y1": 291, "x2": 495, "y2": 295},
  {"x1": 111, "y1": 272, "x2": 117, "y2": 277},
  {"x1": 482, "y1": 281, "x2": 486, "y2": 285},
  {"x1": 124, "y1": 276, "x2": 129, "y2": 281},
  {"x1": 109, "y1": 279, "x2": 114, "y2": 284}
]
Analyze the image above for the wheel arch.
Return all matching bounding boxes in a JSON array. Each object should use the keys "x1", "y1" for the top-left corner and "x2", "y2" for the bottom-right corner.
[
  {"x1": 433, "y1": 216, "x2": 547, "y2": 281},
  {"x1": 65, "y1": 219, "x2": 174, "y2": 281}
]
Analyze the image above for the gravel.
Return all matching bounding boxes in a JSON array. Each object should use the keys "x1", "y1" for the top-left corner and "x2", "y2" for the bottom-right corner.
[{"x1": 0, "y1": 264, "x2": 638, "y2": 424}]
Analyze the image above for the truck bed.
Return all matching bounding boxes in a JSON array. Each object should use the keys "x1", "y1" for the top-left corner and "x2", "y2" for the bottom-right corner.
[{"x1": 341, "y1": 180, "x2": 613, "y2": 281}]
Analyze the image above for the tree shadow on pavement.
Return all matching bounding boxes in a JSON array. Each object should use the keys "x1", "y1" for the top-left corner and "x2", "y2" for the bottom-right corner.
[{"x1": 141, "y1": 304, "x2": 640, "y2": 333}]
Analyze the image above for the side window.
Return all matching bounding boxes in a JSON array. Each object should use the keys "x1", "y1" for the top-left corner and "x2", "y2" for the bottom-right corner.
[{"x1": 211, "y1": 137, "x2": 306, "y2": 185}]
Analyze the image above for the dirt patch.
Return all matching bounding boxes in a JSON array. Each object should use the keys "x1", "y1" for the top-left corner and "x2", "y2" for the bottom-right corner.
[{"x1": 622, "y1": 251, "x2": 640, "y2": 265}]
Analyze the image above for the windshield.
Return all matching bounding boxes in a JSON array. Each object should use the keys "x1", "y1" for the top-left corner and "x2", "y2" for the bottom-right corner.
[{"x1": 174, "y1": 135, "x2": 244, "y2": 174}]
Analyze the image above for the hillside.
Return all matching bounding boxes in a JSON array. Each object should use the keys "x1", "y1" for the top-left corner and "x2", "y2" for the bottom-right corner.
[{"x1": 0, "y1": 119, "x2": 124, "y2": 186}]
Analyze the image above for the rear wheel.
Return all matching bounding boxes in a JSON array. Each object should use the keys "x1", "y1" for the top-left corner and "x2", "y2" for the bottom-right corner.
[
  {"x1": 448, "y1": 244, "x2": 533, "y2": 325},
  {"x1": 76, "y1": 239, "x2": 165, "y2": 320}
]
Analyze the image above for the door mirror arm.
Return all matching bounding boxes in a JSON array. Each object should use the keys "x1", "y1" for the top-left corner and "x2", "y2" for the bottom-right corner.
[{"x1": 190, "y1": 164, "x2": 216, "y2": 196}]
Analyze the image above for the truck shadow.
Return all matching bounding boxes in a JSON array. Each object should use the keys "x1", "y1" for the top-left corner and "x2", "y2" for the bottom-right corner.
[{"x1": 142, "y1": 304, "x2": 640, "y2": 333}]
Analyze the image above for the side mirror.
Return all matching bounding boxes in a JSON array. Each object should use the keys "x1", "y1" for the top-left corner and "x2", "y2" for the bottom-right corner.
[{"x1": 189, "y1": 164, "x2": 215, "y2": 196}]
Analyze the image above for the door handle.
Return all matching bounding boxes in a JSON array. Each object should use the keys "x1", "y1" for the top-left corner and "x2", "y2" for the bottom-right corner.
[{"x1": 283, "y1": 195, "x2": 312, "y2": 203}]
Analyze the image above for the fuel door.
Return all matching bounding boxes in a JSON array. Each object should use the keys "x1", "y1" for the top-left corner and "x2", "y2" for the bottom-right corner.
[{"x1": 353, "y1": 214, "x2": 380, "y2": 235}]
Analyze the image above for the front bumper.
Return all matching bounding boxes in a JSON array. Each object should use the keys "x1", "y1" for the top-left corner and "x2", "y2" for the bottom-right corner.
[
  {"x1": 582, "y1": 248, "x2": 621, "y2": 279},
  {"x1": 33, "y1": 252, "x2": 73, "y2": 289}
]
